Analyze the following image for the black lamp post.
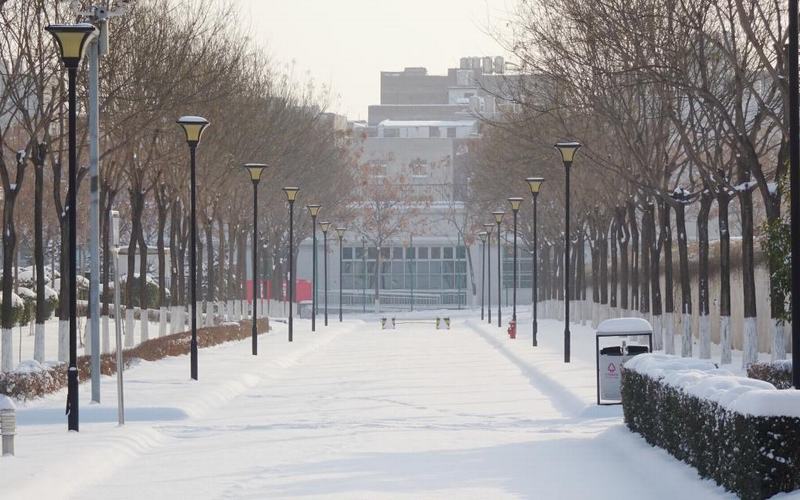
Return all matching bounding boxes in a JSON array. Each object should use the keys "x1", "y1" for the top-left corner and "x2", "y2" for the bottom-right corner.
[
  {"x1": 555, "y1": 141, "x2": 581, "y2": 363},
  {"x1": 508, "y1": 198, "x2": 523, "y2": 325},
  {"x1": 483, "y1": 223, "x2": 495, "y2": 324},
  {"x1": 283, "y1": 187, "x2": 299, "y2": 342},
  {"x1": 46, "y1": 22, "x2": 97, "y2": 431},
  {"x1": 320, "y1": 221, "x2": 330, "y2": 326},
  {"x1": 526, "y1": 177, "x2": 544, "y2": 347},
  {"x1": 492, "y1": 211, "x2": 505, "y2": 327},
  {"x1": 336, "y1": 227, "x2": 346, "y2": 321},
  {"x1": 307, "y1": 204, "x2": 321, "y2": 332},
  {"x1": 243, "y1": 164, "x2": 267, "y2": 355},
  {"x1": 478, "y1": 231, "x2": 488, "y2": 320},
  {"x1": 176, "y1": 116, "x2": 210, "y2": 380},
  {"x1": 788, "y1": 0, "x2": 800, "y2": 389}
]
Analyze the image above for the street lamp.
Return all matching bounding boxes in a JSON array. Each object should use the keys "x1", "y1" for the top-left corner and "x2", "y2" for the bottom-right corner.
[
  {"x1": 492, "y1": 211, "x2": 505, "y2": 327},
  {"x1": 46, "y1": 22, "x2": 97, "y2": 431},
  {"x1": 283, "y1": 187, "x2": 300, "y2": 342},
  {"x1": 478, "y1": 232, "x2": 488, "y2": 321},
  {"x1": 177, "y1": 115, "x2": 210, "y2": 380},
  {"x1": 320, "y1": 221, "x2": 330, "y2": 326},
  {"x1": 243, "y1": 163, "x2": 267, "y2": 355},
  {"x1": 307, "y1": 204, "x2": 321, "y2": 332},
  {"x1": 526, "y1": 177, "x2": 544, "y2": 347},
  {"x1": 508, "y1": 197, "x2": 523, "y2": 327},
  {"x1": 335, "y1": 227, "x2": 347, "y2": 321},
  {"x1": 483, "y1": 223, "x2": 495, "y2": 325},
  {"x1": 788, "y1": 0, "x2": 800, "y2": 389},
  {"x1": 555, "y1": 141, "x2": 581, "y2": 363}
]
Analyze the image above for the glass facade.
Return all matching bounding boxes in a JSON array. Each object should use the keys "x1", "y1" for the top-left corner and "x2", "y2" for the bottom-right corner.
[
  {"x1": 341, "y1": 245, "x2": 467, "y2": 291},
  {"x1": 502, "y1": 246, "x2": 533, "y2": 289}
]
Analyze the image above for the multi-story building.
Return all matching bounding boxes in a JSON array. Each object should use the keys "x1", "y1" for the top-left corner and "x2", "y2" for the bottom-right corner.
[{"x1": 297, "y1": 57, "x2": 523, "y2": 312}]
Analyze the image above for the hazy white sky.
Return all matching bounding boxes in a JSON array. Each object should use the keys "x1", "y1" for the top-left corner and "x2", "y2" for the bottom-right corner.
[{"x1": 236, "y1": 0, "x2": 514, "y2": 121}]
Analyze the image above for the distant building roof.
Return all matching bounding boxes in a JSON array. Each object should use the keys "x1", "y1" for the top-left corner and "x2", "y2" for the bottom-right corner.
[{"x1": 378, "y1": 120, "x2": 476, "y2": 128}]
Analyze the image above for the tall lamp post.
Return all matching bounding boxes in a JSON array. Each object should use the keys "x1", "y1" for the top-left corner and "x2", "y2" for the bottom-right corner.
[
  {"x1": 492, "y1": 211, "x2": 505, "y2": 327},
  {"x1": 177, "y1": 115, "x2": 210, "y2": 380},
  {"x1": 508, "y1": 198, "x2": 523, "y2": 325},
  {"x1": 478, "y1": 232, "x2": 488, "y2": 320},
  {"x1": 243, "y1": 163, "x2": 267, "y2": 355},
  {"x1": 307, "y1": 204, "x2": 321, "y2": 332},
  {"x1": 526, "y1": 177, "x2": 544, "y2": 346},
  {"x1": 336, "y1": 227, "x2": 347, "y2": 321},
  {"x1": 47, "y1": 22, "x2": 97, "y2": 431},
  {"x1": 555, "y1": 141, "x2": 581, "y2": 363},
  {"x1": 283, "y1": 187, "x2": 299, "y2": 342},
  {"x1": 320, "y1": 221, "x2": 330, "y2": 326},
  {"x1": 483, "y1": 223, "x2": 495, "y2": 324},
  {"x1": 788, "y1": 0, "x2": 800, "y2": 389}
]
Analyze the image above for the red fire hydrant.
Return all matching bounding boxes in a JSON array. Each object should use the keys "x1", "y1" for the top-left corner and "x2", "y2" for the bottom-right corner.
[{"x1": 507, "y1": 320, "x2": 516, "y2": 339}]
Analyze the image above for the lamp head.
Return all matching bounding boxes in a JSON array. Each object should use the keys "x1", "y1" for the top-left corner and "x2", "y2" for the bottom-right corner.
[
  {"x1": 283, "y1": 186, "x2": 300, "y2": 202},
  {"x1": 492, "y1": 210, "x2": 505, "y2": 224},
  {"x1": 319, "y1": 221, "x2": 330, "y2": 233},
  {"x1": 177, "y1": 116, "x2": 209, "y2": 146},
  {"x1": 508, "y1": 197, "x2": 524, "y2": 212},
  {"x1": 478, "y1": 231, "x2": 488, "y2": 242},
  {"x1": 306, "y1": 204, "x2": 321, "y2": 217},
  {"x1": 335, "y1": 227, "x2": 346, "y2": 239},
  {"x1": 483, "y1": 223, "x2": 494, "y2": 234},
  {"x1": 526, "y1": 176, "x2": 544, "y2": 195},
  {"x1": 45, "y1": 23, "x2": 97, "y2": 68},
  {"x1": 243, "y1": 163, "x2": 268, "y2": 182},
  {"x1": 555, "y1": 141, "x2": 582, "y2": 164}
]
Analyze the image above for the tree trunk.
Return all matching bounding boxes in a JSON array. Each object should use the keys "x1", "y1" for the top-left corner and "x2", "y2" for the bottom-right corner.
[
  {"x1": 640, "y1": 203, "x2": 651, "y2": 316},
  {"x1": 647, "y1": 204, "x2": 662, "y2": 351},
  {"x1": 738, "y1": 186, "x2": 758, "y2": 367},
  {"x1": 661, "y1": 199, "x2": 674, "y2": 353},
  {"x1": 617, "y1": 207, "x2": 629, "y2": 311},
  {"x1": 675, "y1": 200, "x2": 692, "y2": 357},
  {"x1": 32, "y1": 143, "x2": 47, "y2": 361},
  {"x1": 697, "y1": 188, "x2": 713, "y2": 359},
  {"x1": 609, "y1": 218, "x2": 618, "y2": 310},
  {"x1": 718, "y1": 190, "x2": 732, "y2": 364},
  {"x1": 628, "y1": 202, "x2": 639, "y2": 311}
]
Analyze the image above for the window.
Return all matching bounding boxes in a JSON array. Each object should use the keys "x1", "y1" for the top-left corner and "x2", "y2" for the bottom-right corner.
[
  {"x1": 443, "y1": 247, "x2": 453, "y2": 259},
  {"x1": 369, "y1": 161, "x2": 388, "y2": 178},
  {"x1": 384, "y1": 128, "x2": 399, "y2": 138},
  {"x1": 456, "y1": 246, "x2": 466, "y2": 259},
  {"x1": 355, "y1": 246, "x2": 364, "y2": 259},
  {"x1": 368, "y1": 247, "x2": 378, "y2": 259},
  {"x1": 410, "y1": 159, "x2": 429, "y2": 178},
  {"x1": 380, "y1": 247, "x2": 390, "y2": 260},
  {"x1": 418, "y1": 247, "x2": 428, "y2": 259},
  {"x1": 343, "y1": 247, "x2": 353, "y2": 260},
  {"x1": 431, "y1": 247, "x2": 441, "y2": 259},
  {"x1": 405, "y1": 247, "x2": 415, "y2": 259},
  {"x1": 447, "y1": 127, "x2": 457, "y2": 138},
  {"x1": 392, "y1": 247, "x2": 403, "y2": 260},
  {"x1": 430, "y1": 127, "x2": 440, "y2": 138}
]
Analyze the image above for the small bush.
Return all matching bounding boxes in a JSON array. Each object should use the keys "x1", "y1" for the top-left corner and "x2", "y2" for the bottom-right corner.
[
  {"x1": 622, "y1": 355, "x2": 800, "y2": 499},
  {"x1": 747, "y1": 360, "x2": 793, "y2": 390},
  {"x1": 0, "y1": 318, "x2": 269, "y2": 400}
]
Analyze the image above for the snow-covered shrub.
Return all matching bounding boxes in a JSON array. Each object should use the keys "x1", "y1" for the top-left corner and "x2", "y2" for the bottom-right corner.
[
  {"x1": 747, "y1": 360, "x2": 793, "y2": 390},
  {"x1": 0, "y1": 292, "x2": 28, "y2": 326},
  {"x1": 622, "y1": 354, "x2": 800, "y2": 500}
]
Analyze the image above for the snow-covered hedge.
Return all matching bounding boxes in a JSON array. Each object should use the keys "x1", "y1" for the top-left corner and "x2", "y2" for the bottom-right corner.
[
  {"x1": 621, "y1": 354, "x2": 800, "y2": 500},
  {"x1": 0, "y1": 292, "x2": 28, "y2": 326},
  {"x1": 748, "y1": 360, "x2": 793, "y2": 390}
]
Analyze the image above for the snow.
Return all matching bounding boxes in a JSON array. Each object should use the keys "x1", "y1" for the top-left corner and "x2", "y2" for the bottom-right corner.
[
  {"x1": 177, "y1": 115, "x2": 209, "y2": 124},
  {"x1": 0, "y1": 394, "x2": 15, "y2": 411},
  {"x1": 17, "y1": 286, "x2": 36, "y2": 300},
  {"x1": 626, "y1": 353, "x2": 800, "y2": 418},
  {"x1": 13, "y1": 359, "x2": 48, "y2": 373},
  {"x1": 0, "y1": 312, "x2": 737, "y2": 499},
  {"x1": 597, "y1": 317, "x2": 652, "y2": 334},
  {"x1": 733, "y1": 180, "x2": 757, "y2": 192}
]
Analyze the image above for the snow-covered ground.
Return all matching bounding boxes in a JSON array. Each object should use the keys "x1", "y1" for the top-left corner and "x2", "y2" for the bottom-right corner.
[{"x1": 3, "y1": 309, "x2": 790, "y2": 499}]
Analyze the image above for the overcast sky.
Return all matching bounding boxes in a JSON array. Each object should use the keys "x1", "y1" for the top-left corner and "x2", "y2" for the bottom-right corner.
[{"x1": 236, "y1": 0, "x2": 514, "y2": 121}]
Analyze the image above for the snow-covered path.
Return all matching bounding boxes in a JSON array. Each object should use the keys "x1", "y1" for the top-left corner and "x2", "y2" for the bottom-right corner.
[{"x1": 30, "y1": 317, "x2": 727, "y2": 500}]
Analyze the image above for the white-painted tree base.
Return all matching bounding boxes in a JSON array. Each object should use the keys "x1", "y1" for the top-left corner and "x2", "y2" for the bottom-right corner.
[
  {"x1": 159, "y1": 307, "x2": 168, "y2": 337},
  {"x1": 650, "y1": 314, "x2": 662, "y2": 352},
  {"x1": 771, "y1": 319, "x2": 786, "y2": 361},
  {"x1": 720, "y1": 316, "x2": 732, "y2": 365},
  {"x1": 742, "y1": 317, "x2": 758, "y2": 369},
  {"x1": 83, "y1": 317, "x2": 92, "y2": 355},
  {"x1": 34, "y1": 322, "x2": 45, "y2": 362},
  {"x1": 125, "y1": 309, "x2": 135, "y2": 347},
  {"x1": 663, "y1": 313, "x2": 674, "y2": 355},
  {"x1": 681, "y1": 313, "x2": 692, "y2": 357},
  {"x1": 102, "y1": 315, "x2": 110, "y2": 353},
  {"x1": 699, "y1": 315, "x2": 711, "y2": 359},
  {"x1": 2, "y1": 328, "x2": 13, "y2": 372},
  {"x1": 58, "y1": 320, "x2": 68, "y2": 362}
]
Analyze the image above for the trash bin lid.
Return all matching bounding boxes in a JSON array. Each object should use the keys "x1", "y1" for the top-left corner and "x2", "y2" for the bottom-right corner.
[
  {"x1": 600, "y1": 346, "x2": 623, "y2": 355},
  {"x1": 597, "y1": 317, "x2": 653, "y2": 335},
  {"x1": 626, "y1": 345, "x2": 650, "y2": 355}
]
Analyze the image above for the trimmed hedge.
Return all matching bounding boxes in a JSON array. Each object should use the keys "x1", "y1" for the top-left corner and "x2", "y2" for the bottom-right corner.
[
  {"x1": 622, "y1": 364, "x2": 800, "y2": 500},
  {"x1": 0, "y1": 318, "x2": 269, "y2": 401},
  {"x1": 748, "y1": 360, "x2": 793, "y2": 390}
]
